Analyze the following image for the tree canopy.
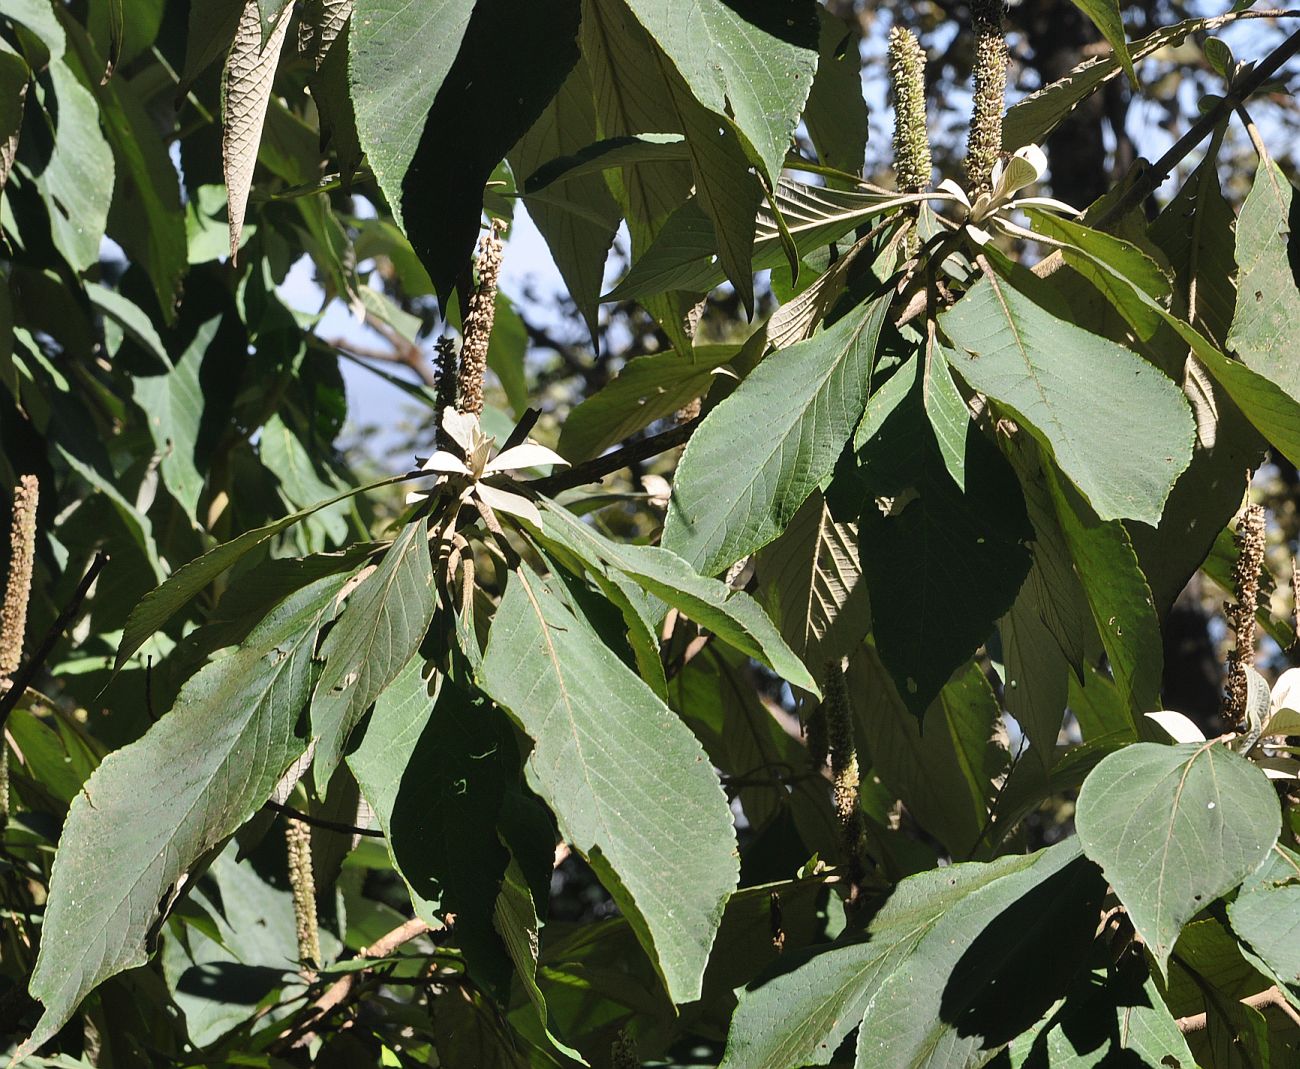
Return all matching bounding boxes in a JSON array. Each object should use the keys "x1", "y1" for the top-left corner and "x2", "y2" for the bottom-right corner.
[{"x1": 1, "y1": 1, "x2": 1299, "y2": 1067}]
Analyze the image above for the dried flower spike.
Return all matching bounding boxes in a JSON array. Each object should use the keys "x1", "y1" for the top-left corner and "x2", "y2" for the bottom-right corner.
[
  {"x1": 824, "y1": 660, "x2": 867, "y2": 901},
  {"x1": 434, "y1": 336, "x2": 459, "y2": 449},
  {"x1": 1224, "y1": 502, "x2": 1266, "y2": 728},
  {"x1": 889, "y1": 26, "x2": 932, "y2": 194},
  {"x1": 457, "y1": 219, "x2": 507, "y2": 417},
  {"x1": 1, "y1": 475, "x2": 37, "y2": 680},
  {"x1": 285, "y1": 817, "x2": 321, "y2": 974},
  {"x1": 965, "y1": 0, "x2": 1008, "y2": 196}
]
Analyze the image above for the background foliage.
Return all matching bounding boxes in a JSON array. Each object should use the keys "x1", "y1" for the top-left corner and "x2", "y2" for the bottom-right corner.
[{"x1": 1, "y1": 0, "x2": 1299, "y2": 1066}]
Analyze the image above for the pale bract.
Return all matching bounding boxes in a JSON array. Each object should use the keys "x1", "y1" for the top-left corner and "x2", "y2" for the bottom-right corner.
[
  {"x1": 937, "y1": 143, "x2": 1078, "y2": 246},
  {"x1": 405, "y1": 407, "x2": 568, "y2": 526}
]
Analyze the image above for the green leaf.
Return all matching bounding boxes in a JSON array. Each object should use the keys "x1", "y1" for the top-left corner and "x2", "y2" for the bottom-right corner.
[
  {"x1": 177, "y1": 0, "x2": 242, "y2": 98},
  {"x1": 509, "y1": 58, "x2": 621, "y2": 340},
  {"x1": 27, "y1": 58, "x2": 113, "y2": 272},
  {"x1": 1075, "y1": 742, "x2": 1281, "y2": 975},
  {"x1": 347, "y1": 659, "x2": 523, "y2": 996},
  {"x1": 310, "y1": 517, "x2": 437, "y2": 790},
  {"x1": 802, "y1": 9, "x2": 867, "y2": 176},
  {"x1": 848, "y1": 355, "x2": 1032, "y2": 714},
  {"x1": 368, "y1": 0, "x2": 579, "y2": 299},
  {"x1": 720, "y1": 842, "x2": 1101, "y2": 1069},
  {"x1": 620, "y1": 0, "x2": 817, "y2": 185},
  {"x1": 1149, "y1": 153, "x2": 1237, "y2": 345},
  {"x1": 1229, "y1": 846, "x2": 1300, "y2": 993},
  {"x1": 665, "y1": 75, "x2": 763, "y2": 313},
  {"x1": 581, "y1": 0, "x2": 697, "y2": 354},
  {"x1": 133, "y1": 317, "x2": 213, "y2": 518},
  {"x1": 85, "y1": 285, "x2": 169, "y2": 368},
  {"x1": 1004, "y1": 15, "x2": 1251, "y2": 149},
  {"x1": 61, "y1": 19, "x2": 187, "y2": 318},
  {"x1": 479, "y1": 564, "x2": 739, "y2": 1004},
  {"x1": 558, "y1": 344, "x2": 738, "y2": 462},
  {"x1": 538, "y1": 498, "x2": 819, "y2": 695},
  {"x1": 522, "y1": 132, "x2": 687, "y2": 192},
  {"x1": 348, "y1": 0, "x2": 473, "y2": 235},
  {"x1": 939, "y1": 273, "x2": 1194, "y2": 525},
  {"x1": 23, "y1": 575, "x2": 347, "y2": 1054},
  {"x1": 1025, "y1": 209, "x2": 1172, "y2": 342},
  {"x1": 1045, "y1": 464, "x2": 1163, "y2": 719},
  {"x1": 1, "y1": 0, "x2": 66, "y2": 66},
  {"x1": 664, "y1": 291, "x2": 892, "y2": 577},
  {"x1": 1005, "y1": 960, "x2": 1195, "y2": 1068},
  {"x1": 1227, "y1": 159, "x2": 1300, "y2": 403},
  {"x1": 115, "y1": 475, "x2": 397, "y2": 671},
  {"x1": 259, "y1": 413, "x2": 350, "y2": 546},
  {"x1": 1065, "y1": 0, "x2": 1135, "y2": 85},
  {"x1": 755, "y1": 489, "x2": 870, "y2": 673},
  {"x1": 849, "y1": 647, "x2": 1007, "y2": 859},
  {"x1": 606, "y1": 180, "x2": 915, "y2": 303}
]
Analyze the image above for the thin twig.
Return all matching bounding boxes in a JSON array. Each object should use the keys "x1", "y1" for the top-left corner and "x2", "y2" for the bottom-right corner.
[
  {"x1": 529, "y1": 419, "x2": 700, "y2": 495},
  {"x1": 1176, "y1": 985, "x2": 1300, "y2": 1033},
  {"x1": 1094, "y1": 26, "x2": 1300, "y2": 228},
  {"x1": 0, "y1": 553, "x2": 107, "y2": 731},
  {"x1": 264, "y1": 799, "x2": 384, "y2": 838},
  {"x1": 286, "y1": 917, "x2": 434, "y2": 1048}
]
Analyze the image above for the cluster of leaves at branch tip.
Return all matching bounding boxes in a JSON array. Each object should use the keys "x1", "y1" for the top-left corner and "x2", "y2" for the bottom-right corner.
[
  {"x1": 457, "y1": 218, "x2": 507, "y2": 417},
  {"x1": 1224, "y1": 501, "x2": 1266, "y2": 727},
  {"x1": 888, "y1": 26, "x2": 931, "y2": 195},
  {"x1": 964, "y1": 0, "x2": 1008, "y2": 195}
]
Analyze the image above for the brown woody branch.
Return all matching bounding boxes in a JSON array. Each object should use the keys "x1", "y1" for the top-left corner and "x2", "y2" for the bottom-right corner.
[
  {"x1": 1176, "y1": 985, "x2": 1300, "y2": 1033},
  {"x1": 528, "y1": 418, "x2": 700, "y2": 495},
  {"x1": 1094, "y1": 25, "x2": 1300, "y2": 228}
]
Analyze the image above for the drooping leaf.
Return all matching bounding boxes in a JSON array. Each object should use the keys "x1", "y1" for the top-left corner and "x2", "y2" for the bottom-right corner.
[
  {"x1": 755, "y1": 489, "x2": 870, "y2": 673},
  {"x1": 664, "y1": 73, "x2": 764, "y2": 313},
  {"x1": 382, "y1": 0, "x2": 580, "y2": 300},
  {"x1": 479, "y1": 564, "x2": 739, "y2": 1004},
  {"x1": 538, "y1": 498, "x2": 819, "y2": 695},
  {"x1": 0, "y1": 39, "x2": 26, "y2": 191},
  {"x1": 1149, "y1": 153, "x2": 1237, "y2": 345},
  {"x1": 348, "y1": 0, "x2": 474, "y2": 234},
  {"x1": 222, "y1": 0, "x2": 293, "y2": 260},
  {"x1": 1064, "y1": 0, "x2": 1135, "y2": 84},
  {"x1": 581, "y1": 0, "x2": 697, "y2": 354},
  {"x1": 23, "y1": 575, "x2": 348, "y2": 1054},
  {"x1": 27, "y1": 57, "x2": 114, "y2": 272},
  {"x1": 849, "y1": 646, "x2": 1007, "y2": 859},
  {"x1": 802, "y1": 9, "x2": 867, "y2": 176},
  {"x1": 664, "y1": 291, "x2": 892, "y2": 577},
  {"x1": 115, "y1": 474, "x2": 397, "y2": 671},
  {"x1": 508, "y1": 57, "x2": 620, "y2": 340},
  {"x1": 310, "y1": 516, "x2": 437, "y2": 790},
  {"x1": 1075, "y1": 742, "x2": 1281, "y2": 975},
  {"x1": 848, "y1": 355, "x2": 1032, "y2": 714},
  {"x1": 1226, "y1": 158, "x2": 1300, "y2": 404},
  {"x1": 558, "y1": 344, "x2": 738, "y2": 462},
  {"x1": 720, "y1": 842, "x2": 1101, "y2": 1069},
  {"x1": 133, "y1": 317, "x2": 214, "y2": 518},
  {"x1": 939, "y1": 273, "x2": 1194, "y2": 526},
  {"x1": 1045, "y1": 464, "x2": 1163, "y2": 719},
  {"x1": 347, "y1": 658, "x2": 523, "y2": 995},
  {"x1": 619, "y1": 0, "x2": 817, "y2": 185}
]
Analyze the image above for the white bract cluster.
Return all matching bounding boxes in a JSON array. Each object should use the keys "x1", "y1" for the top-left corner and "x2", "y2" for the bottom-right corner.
[
  {"x1": 406, "y1": 407, "x2": 567, "y2": 527},
  {"x1": 1147, "y1": 666, "x2": 1300, "y2": 780},
  {"x1": 937, "y1": 144, "x2": 1078, "y2": 245}
]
